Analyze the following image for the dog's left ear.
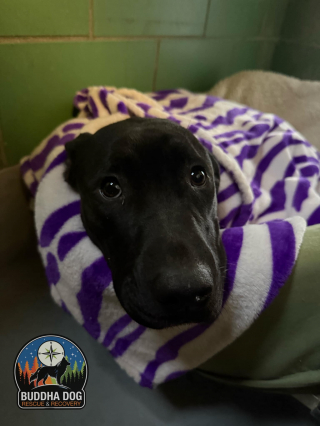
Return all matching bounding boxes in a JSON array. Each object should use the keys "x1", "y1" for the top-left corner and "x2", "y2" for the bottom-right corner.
[
  {"x1": 208, "y1": 152, "x2": 221, "y2": 189},
  {"x1": 64, "y1": 132, "x2": 93, "y2": 191}
]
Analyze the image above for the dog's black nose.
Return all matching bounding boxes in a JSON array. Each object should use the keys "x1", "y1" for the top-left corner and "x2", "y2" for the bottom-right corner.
[{"x1": 151, "y1": 265, "x2": 213, "y2": 308}]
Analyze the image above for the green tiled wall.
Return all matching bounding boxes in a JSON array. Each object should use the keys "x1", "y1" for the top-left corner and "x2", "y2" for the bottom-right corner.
[
  {"x1": 0, "y1": 0, "x2": 89, "y2": 36},
  {"x1": 206, "y1": 0, "x2": 287, "y2": 38},
  {"x1": 94, "y1": 0, "x2": 208, "y2": 36},
  {"x1": 156, "y1": 39, "x2": 276, "y2": 92},
  {"x1": 0, "y1": 0, "x2": 289, "y2": 165},
  {"x1": 271, "y1": 0, "x2": 320, "y2": 80},
  {"x1": 0, "y1": 42, "x2": 156, "y2": 165}
]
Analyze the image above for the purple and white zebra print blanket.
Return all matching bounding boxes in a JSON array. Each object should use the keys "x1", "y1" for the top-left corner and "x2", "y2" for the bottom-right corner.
[{"x1": 20, "y1": 86, "x2": 320, "y2": 388}]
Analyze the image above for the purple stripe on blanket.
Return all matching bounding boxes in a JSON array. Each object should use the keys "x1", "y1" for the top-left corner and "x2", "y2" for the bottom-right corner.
[
  {"x1": 215, "y1": 123, "x2": 269, "y2": 140},
  {"x1": 251, "y1": 183, "x2": 262, "y2": 199},
  {"x1": 89, "y1": 96, "x2": 99, "y2": 118},
  {"x1": 188, "y1": 124, "x2": 199, "y2": 134},
  {"x1": 218, "y1": 183, "x2": 239, "y2": 203},
  {"x1": 211, "y1": 107, "x2": 248, "y2": 128},
  {"x1": 169, "y1": 97, "x2": 188, "y2": 109},
  {"x1": 30, "y1": 135, "x2": 60, "y2": 172},
  {"x1": 219, "y1": 206, "x2": 240, "y2": 229},
  {"x1": 20, "y1": 160, "x2": 31, "y2": 176},
  {"x1": 118, "y1": 101, "x2": 129, "y2": 114},
  {"x1": 284, "y1": 161, "x2": 296, "y2": 178},
  {"x1": 300, "y1": 165, "x2": 319, "y2": 177},
  {"x1": 110, "y1": 325, "x2": 145, "y2": 358},
  {"x1": 258, "y1": 181, "x2": 286, "y2": 218},
  {"x1": 103, "y1": 314, "x2": 132, "y2": 348},
  {"x1": 99, "y1": 88, "x2": 112, "y2": 115},
  {"x1": 43, "y1": 150, "x2": 67, "y2": 177},
  {"x1": 293, "y1": 179, "x2": 311, "y2": 212},
  {"x1": 290, "y1": 138, "x2": 313, "y2": 149},
  {"x1": 60, "y1": 133, "x2": 76, "y2": 145},
  {"x1": 151, "y1": 89, "x2": 180, "y2": 101},
  {"x1": 179, "y1": 96, "x2": 220, "y2": 116},
  {"x1": 295, "y1": 155, "x2": 319, "y2": 165},
  {"x1": 219, "y1": 136, "x2": 245, "y2": 149},
  {"x1": 236, "y1": 144, "x2": 260, "y2": 168},
  {"x1": 78, "y1": 257, "x2": 112, "y2": 339},
  {"x1": 253, "y1": 132, "x2": 292, "y2": 187},
  {"x1": 198, "y1": 137, "x2": 212, "y2": 152},
  {"x1": 74, "y1": 94, "x2": 88, "y2": 104},
  {"x1": 154, "y1": 89, "x2": 180, "y2": 95},
  {"x1": 137, "y1": 102, "x2": 151, "y2": 112},
  {"x1": 308, "y1": 205, "x2": 320, "y2": 226},
  {"x1": 284, "y1": 155, "x2": 319, "y2": 179},
  {"x1": 221, "y1": 227, "x2": 244, "y2": 304},
  {"x1": 232, "y1": 204, "x2": 252, "y2": 227},
  {"x1": 57, "y1": 231, "x2": 87, "y2": 261},
  {"x1": 30, "y1": 133, "x2": 75, "y2": 173},
  {"x1": 140, "y1": 322, "x2": 210, "y2": 388},
  {"x1": 45, "y1": 252, "x2": 60, "y2": 285},
  {"x1": 253, "y1": 112, "x2": 263, "y2": 120},
  {"x1": 263, "y1": 220, "x2": 295, "y2": 310},
  {"x1": 40, "y1": 200, "x2": 81, "y2": 248},
  {"x1": 62, "y1": 122, "x2": 85, "y2": 132},
  {"x1": 167, "y1": 115, "x2": 181, "y2": 124}
]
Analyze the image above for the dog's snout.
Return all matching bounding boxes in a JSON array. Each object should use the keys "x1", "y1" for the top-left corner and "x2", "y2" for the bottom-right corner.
[{"x1": 152, "y1": 264, "x2": 213, "y2": 308}]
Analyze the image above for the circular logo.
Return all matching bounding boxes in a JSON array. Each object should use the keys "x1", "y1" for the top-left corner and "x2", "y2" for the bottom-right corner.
[
  {"x1": 38, "y1": 341, "x2": 65, "y2": 366},
  {"x1": 14, "y1": 335, "x2": 88, "y2": 410}
]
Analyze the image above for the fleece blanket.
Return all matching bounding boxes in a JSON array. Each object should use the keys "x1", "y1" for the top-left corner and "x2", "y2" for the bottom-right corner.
[
  {"x1": 20, "y1": 86, "x2": 320, "y2": 388},
  {"x1": 208, "y1": 70, "x2": 320, "y2": 151}
]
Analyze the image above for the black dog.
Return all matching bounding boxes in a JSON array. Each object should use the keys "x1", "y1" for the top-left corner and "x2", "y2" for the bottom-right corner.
[
  {"x1": 29, "y1": 357, "x2": 70, "y2": 386},
  {"x1": 64, "y1": 117, "x2": 226, "y2": 329}
]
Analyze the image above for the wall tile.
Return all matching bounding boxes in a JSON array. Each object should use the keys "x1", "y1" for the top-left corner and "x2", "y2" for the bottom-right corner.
[
  {"x1": 206, "y1": 0, "x2": 288, "y2": 38},
  {"x1": 281, "y1": 0, "x2": 320, "y2": 44},
  {"x1": 272, "y1": 41, "x2": 320, "y2": 81},
  {"x1": 260, "y1": 0, "x2": 289, "y2": 38},
  {"x1": 94, "y1": 0, "x2": 208, "y2": 36},
  {"x1": 0, "y1": 0, "x2": 89, "y2": 36},
  {"x1": 0, "y1": 41, "x2": 157, "y2": 165},
  {"x1": 155, "y1": 39, "x2": 276, "y2": 92}
]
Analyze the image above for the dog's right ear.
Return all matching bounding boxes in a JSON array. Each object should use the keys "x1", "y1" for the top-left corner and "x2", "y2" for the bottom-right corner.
[{"x1": 64, "y1": 132, "x2": 93, "y2": 192}]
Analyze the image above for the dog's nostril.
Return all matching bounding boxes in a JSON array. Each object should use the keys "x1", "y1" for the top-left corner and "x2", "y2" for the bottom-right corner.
[
  {"x1": 152, "y1": 267, "x2": 213, "y2": 308},
  {"x1": 194, "y1": 287, "x2": 212, "y2": 303}
]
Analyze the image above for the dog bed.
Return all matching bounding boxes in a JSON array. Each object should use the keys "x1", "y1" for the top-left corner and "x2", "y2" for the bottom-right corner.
[{"x1": 20, "y1": 87, "x2": 320, "y2": 388}]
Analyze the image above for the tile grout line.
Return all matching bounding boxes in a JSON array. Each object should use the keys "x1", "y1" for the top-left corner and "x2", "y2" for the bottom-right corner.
[
  {"x1": 0, "y1": 126, "x2": 8, "y2": 169},
  {"x1": 202, "y1": 0, "x2": 211, "y2": 38},
  {"x1": 276, "y1": 37, "x2": 320, "y2": 49},
  {"x1": 0, "y1": 35, "x2": 281, "y2": 44},
  {"x1": 89, "y1": 0, "x2": 94, "y2": 39},
  {"x1": 152, "y1": 40, "x2": 161, "y2": 92}
]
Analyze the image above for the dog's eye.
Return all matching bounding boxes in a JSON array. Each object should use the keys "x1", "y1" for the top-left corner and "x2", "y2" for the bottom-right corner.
[
  {"x1": 100, "y1": 177, "x2": 122, "y2": 199},
  {"x1": 190, "y1": 166, "x2": 206, "y2": 186}
]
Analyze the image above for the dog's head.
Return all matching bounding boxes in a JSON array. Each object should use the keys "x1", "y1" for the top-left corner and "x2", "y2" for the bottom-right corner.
[
  {"x1": 61, "y1": 357, "x2": 71, "y2": 366},
  {"x1": 64, "y1": 117, "x2": 226, "y2": 329}
]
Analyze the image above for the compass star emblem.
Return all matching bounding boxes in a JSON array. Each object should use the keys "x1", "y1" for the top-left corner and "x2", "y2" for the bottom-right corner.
[{"x1": 37, "y1": 341, "x2": 65, "y2": 366}]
